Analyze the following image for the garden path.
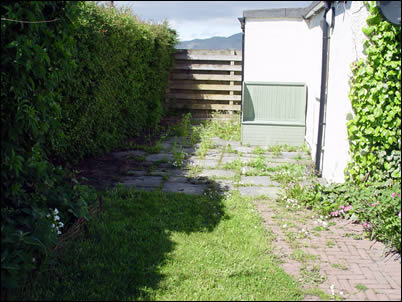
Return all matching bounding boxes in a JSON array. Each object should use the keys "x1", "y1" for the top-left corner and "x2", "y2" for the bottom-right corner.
[{"x1": 77, "y1": 134, "x2": 401, "y2": 301}]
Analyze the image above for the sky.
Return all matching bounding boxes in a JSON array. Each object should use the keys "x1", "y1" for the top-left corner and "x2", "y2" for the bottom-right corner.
[{"x1": 113, "y1": 1, "x2": 312, "y2": 41}]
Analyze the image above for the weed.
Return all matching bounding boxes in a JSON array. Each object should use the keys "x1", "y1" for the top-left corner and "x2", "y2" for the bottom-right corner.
[
  {"x1": 293, "y1": 153, "x2": 303, "y2": 161},
  {"x1": 171, "y1": 139, "x2": 186, "y2": 168},
  {"x1": 129, "y1": 155, "x2": 146, "y2": 162},
  {"x1": 312, "y1": 226, "x2": 326, "y2": 232},
  {"x1": 226, "y1": 144, "x2": 238, "y2": 154},
  {"x1": 290, "y1": 249, "x2": 317, "y2": 263},
  {"x1": 355, "y1": 283, "x2": 368, "y2": 292},
  {"x1": 172, "y1": 112, "x2": 192, "y2": 137},
  {"x1": 298, "y1": 264, "x2": 326, "y2": 285},
  {"x1": 303, "y1": 288, "x2": 332, "y2": 300},
  {"x1": 223, "y1": 158, "x2": 244, "y2": 171},
  {"x1": 326, "y1": 240, "x2": 335, "y2": 248},
  {"x1": 269, "y1": 145, "x2": 282, "y2": 157},
  {"x1": 252, "y1": 146, "x2": 266, "y2": 155},
  {"x1": 249, "y1": 155, "x2": 267, "y2": 172},
  {"x1": 331, "y1": 263, "x2": 348, "y2": 270}
]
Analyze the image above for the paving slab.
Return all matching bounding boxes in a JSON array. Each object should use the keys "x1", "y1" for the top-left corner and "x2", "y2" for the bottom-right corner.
[
  {"x1": 187, "y1": 158, "x2": 219, "y2": 168},
  {"x1": 231, "y1": 145, "x2": 255, "y2": 153},
  {"x1": 239, "y1": 186, "x2": 281, "y2": 199},
  {"x1": 221, "y1": 156, "x2": 253, "y2": 164},
  {"x1": 111, "y1": 150, "x2": 146, "y2": 159},
  {"x1": 214, "y1": 179, "x2": 236, "y2": 191},
  {"x1": 211, "y1": 137, "x2": 237, "y2": 147},
  {"x1": 120, "y1": 176, "x2": 163, "y2": 188},
  {"x1": 239, "y1": 176, "x2": 280, "y2": 186},
  {"x1": 197, "y1": 169, "x2": 236, "y2": 178},
  {"x1": 125, "y1": 170, "x2": 147, "y2": 176},
  {"x1": 162, "y1": 182, "x2": 206, "y2": 195},
  {"x1": 145, "y1": 153, "x2": 174, "y2": 162}
]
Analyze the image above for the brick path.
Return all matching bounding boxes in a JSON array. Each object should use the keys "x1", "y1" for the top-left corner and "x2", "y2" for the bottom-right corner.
[{"x1": 257, "y1": 200, "x2": 401, "y2": 301}]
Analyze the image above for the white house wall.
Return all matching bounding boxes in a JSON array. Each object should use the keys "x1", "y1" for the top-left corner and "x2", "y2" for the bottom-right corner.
[
  {"x1": 243, "y1": 16, "x2": 323, "y2": 175},
  {"x1": 243, "y1": 1, "x2": 369, "y2": 183},
  {"x1": 313, "y1": 1, "x2": 369, "y2": 183}
]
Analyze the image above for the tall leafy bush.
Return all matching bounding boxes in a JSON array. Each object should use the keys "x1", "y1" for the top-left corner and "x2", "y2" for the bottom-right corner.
[
  {"x1": 346, "y1": 1, "x2": 401, "y2": 183},
  {"x1": 1, "y1": 1, "x2": 177, "y2": 296},
  {"x1": 1, "y1": 1, "x2": 98, "y2": 295},
  {"x1": 56, "y1": 2, "x2": 177, "y2": 162}
]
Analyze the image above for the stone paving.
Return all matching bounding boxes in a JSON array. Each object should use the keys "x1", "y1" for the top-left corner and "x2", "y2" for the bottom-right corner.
[{"x1": 80, "y1": 134, "x2": 401, "y2": 301}]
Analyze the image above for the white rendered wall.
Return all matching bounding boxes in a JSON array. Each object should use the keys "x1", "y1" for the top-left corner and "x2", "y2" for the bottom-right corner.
[
  {"x1": 243, "y1": 17, "x2": 322, "y2": 165},
  {"x1": 243, "y1": 1, "x2": 369, "y2": 183},
  {"x1": 319, "y1": 1, "x2": 369, "y2": 183},
  {"x1": 244, "y1": 18, "x2": 315, "y2": 83}
]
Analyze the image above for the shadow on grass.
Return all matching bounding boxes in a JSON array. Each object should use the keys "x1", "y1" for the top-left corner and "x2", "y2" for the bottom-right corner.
[{"x1": 30, "y1": 184, "x2": 228, "y2": 301}]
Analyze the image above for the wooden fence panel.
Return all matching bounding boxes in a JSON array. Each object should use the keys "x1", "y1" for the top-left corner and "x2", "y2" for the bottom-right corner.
[{"x1": 166, "y1": 49, "x2": 242, "y2": 120}]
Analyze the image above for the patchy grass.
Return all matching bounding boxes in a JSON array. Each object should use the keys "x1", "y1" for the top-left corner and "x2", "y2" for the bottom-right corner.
[{"x1": 29, "y1": 188, "x2": 303, "y2": 301}]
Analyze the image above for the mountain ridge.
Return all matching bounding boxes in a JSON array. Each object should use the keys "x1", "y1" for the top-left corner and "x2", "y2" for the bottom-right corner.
[{"x1": 176, "y1": 33, "x2": 242, "y2": 50}]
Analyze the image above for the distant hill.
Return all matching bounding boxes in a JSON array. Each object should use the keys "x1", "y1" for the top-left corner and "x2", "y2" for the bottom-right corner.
[{"x1": 176, "y1": 33, "x2": 242, "y2": 50}]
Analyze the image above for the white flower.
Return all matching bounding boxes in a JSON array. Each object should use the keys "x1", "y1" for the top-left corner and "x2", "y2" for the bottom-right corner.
[
  {"x1": 52, "y1": 224, "x2": 55, "y2": 228},
  {"x1": 58, "y1": 222, "x2": 64, "y2": 228},
  {"x1": 54, "y1": 208, "x2": 59, "y2": 215},
  {"x1": 282, "y1": 224, "x2": 287, "y2": 228},
  {"x1": 305, "y1": 232, "x2": 308, "y2": 235},
  {"x1": 32, "y1": 257, "x2": 36, "y2": 262},
  {"x1": 286, "y1": 205, "x2": 289, "y2": 208},
  {"x1": 320, "y1": 215, "x2": 323, "y2": 219},
  {"x1": 57, "y1": 230, "x2": 62, "y2": 235},
  {"x1": 339, "y1": 291, "x2": 344, "y2": 296},
  {"x1": 314, "y1": 221, "x2": 318, "y2": 224},
  {"x1": 54, "y1": 215, "x2": 60, "y2": 221},
  {"x1": 301, "y1": 228, "x2": 305, "y2": 232},
  {"x1": 46, "y1": 214, "x2": 51, "y2": 218},
  {"x1": 312, "y1": 215, "x2": 315, "y2": 219},
  {"x1": 325, "y1": 216, "x2": 328, "y2": 219}
]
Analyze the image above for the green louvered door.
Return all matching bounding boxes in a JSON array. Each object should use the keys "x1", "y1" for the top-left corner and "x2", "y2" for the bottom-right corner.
[{"x1": 241, "y1": 82, "x2": 307, "y2": 146}]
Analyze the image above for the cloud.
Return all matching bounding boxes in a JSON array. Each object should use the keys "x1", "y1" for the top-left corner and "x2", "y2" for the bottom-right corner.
[{"x1": 114, "y1": 1, "x2": 312, "y2": 41}]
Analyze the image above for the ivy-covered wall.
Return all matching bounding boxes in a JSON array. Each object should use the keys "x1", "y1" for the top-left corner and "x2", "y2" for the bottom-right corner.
[
  {"x1": 347, "y1": 1, "x2": 401, "y2": 184},
  {"x1": 1, "y1": 1, "x2": 177, "y2": 294}
]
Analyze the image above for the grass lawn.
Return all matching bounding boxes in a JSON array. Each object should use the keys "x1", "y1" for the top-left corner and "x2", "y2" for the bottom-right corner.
[{"x1": 29, "y1": 185, "x2": 303, "y2": 301}]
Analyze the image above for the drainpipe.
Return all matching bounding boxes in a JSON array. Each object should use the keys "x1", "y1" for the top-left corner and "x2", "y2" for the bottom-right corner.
[
  {"x1": 238, "y1": 17, "x2": 245, "y2": 116},
  {"x1": 315, "y1": 1, "x2": 332, "y2": 177}
]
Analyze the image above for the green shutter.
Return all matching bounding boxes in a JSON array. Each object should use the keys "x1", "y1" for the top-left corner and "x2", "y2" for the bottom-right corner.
[{"x1": 241, "y1": 82, "x2": 307, "y2": 146}]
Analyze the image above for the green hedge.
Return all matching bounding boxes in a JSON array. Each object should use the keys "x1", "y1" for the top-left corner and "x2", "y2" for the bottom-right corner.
[
  {"x1": 346, "y1": 1, "x2": 401, "y2": 183},
  {"x1": 55, "y1": 2, "x2": 177, "y2": 161},
  {"x1": 1, "y1": 1, "x2": 177, "y2": 296}
]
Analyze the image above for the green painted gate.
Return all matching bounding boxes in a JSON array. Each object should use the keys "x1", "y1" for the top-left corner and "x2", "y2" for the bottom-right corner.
[{"x1": 241, "y1": 82, "x2": 307, "y2": 146}]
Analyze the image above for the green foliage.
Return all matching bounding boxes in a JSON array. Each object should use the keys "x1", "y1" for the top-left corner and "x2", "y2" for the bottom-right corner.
[
  {"x1": 1, "y1": 1, "x2": 176, "y2": 296},
  {"x1": 57, "y1": 2, "x2": 177, "y2": 162},
  {"x1": 252, "y1": 146, "x2": 266, "y2": 155},
  {"x1": 346, "y1": 1, "x2": 401, "y2": 183},
  {"x1": 171, "y1": 139, "x2": 186, "y2": 168},
  {"x1": 301, "y1": 181, "x2": 401, "y2": 252},
  {"x1": 171, "y1": 113, "x2": 193, "y2": 137}
]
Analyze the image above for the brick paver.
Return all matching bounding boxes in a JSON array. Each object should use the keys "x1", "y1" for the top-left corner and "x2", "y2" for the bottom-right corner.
[{"x1": 256, "y1": 199, "x2": 401, "y2": 301}]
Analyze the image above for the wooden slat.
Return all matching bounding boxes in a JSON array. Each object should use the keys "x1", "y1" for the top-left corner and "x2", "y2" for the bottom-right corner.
[
  {"x1": 175, "y1": 53, "x2": 242, "y2": 61},
  {"x1": 173, "y1": 63, "x2": 242, "y2": 72},
  {"x1": 169, "y1": 83, "x2": 241, "y2": 91},
  {"x1": 175, "y1": 103, "x2": 241, "y2": 111},
  {"x1": 171, "y1": 73, "x2": 242, "y2": 81},
  {"x1": 168, "y1": 93, "x2": 241, "y2": 101}
]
